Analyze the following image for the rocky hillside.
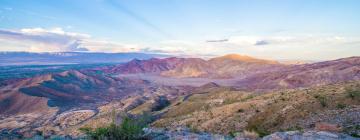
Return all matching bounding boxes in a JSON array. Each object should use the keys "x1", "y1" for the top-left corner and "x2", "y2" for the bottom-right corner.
[
  {"x1": 153, "y1": 81, "x2": 360, "y2": 137},
  {"x1": 0, "y1": 54, "x2": 359, "y2": 139},
  {"x1": 0, "y1": 70, "x2": 191, "y2": 115},
  {"x1": 237, "y1": 56, "x2": 360, "y2": 90}
]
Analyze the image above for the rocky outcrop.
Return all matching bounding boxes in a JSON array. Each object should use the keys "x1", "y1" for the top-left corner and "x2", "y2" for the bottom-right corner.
[
  {"x1": 143, "y1": 128, "x2": 359, "y2": 140},
  {"x1": 262, "y1": 131, "x2": 358, "y2": 140}
]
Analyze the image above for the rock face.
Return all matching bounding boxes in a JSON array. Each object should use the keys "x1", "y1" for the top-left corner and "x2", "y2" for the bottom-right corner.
[
  {"x1": 262, "y1": 131, "x2": 358, "y2": 140},
  {"x1": 143, "y1": 128, "x2": 358, "y2": 140},
  {"x1": 152, "y1": 81, "x2": 360, "y2": 135}
]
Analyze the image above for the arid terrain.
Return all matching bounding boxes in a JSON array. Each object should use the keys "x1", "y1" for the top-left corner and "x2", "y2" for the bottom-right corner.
[{"x1": 0, "y1": 54, "x2": 359, "y2": 139}]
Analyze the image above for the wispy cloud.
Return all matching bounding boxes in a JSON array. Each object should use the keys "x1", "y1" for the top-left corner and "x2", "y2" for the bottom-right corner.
[
  {"x1": 0, "y1": 27, "x2": 146, "y2": 53},
  {"x1": 0, "y1": 28, "x2": 89, "y2": 52},
  {"x1": 0, "y1": 28, "x2": 359, "y2": 60},
  {"x1": 254, "y1": 40, "x2": 270, "y2": 46}
]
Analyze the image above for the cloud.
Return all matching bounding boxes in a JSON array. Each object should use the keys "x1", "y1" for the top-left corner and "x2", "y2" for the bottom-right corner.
[
  {"x1": 0, "y1": 27, "x2": 149, "y2": 53},
  {"x1": 206, "y1": 39, "x2": 229, "y2": 43},
  {"x1": 0, "y1": 28, "x2": 359, "y2": 60},
  {"x1": 0, "y1": 28, "x2": 90, "y2": 52},
  {"x1": 254, "y1": 40, "x2": 270, "y2": 46},
  {"x1": 151, "y1": 35, "x2": 360, "y2": 59}
]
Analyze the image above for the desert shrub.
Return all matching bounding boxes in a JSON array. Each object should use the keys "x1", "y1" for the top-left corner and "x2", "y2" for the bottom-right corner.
[
  {"x1": 241, "y1": 95, "x2": 255, "y2": 102},
  {"x1": 224, "y1": 98, "x2": 238, "y2": 104},
  {"x1": 346, "y1": 86, "x2": 360, "y2": 100},
  {"x1": 79, "y1": 112, "x2": 151, "y2": 140},
  {"x1": 351, "y1": 133, "x2": 360, "y2": 138},
  {"x1": 314, "y1": 94, "x2": 327, "y2": 107},
  {"x1": 187, "y1": 124, "x2": 200, "y2": 133},
  {"x1": 228, "y1": 131, "x2": 238, "y2": 138},
  {"x1": 246, "y1": 126, "x2": 270, "y2": 137},
  {"x1": 285, "y1": 125, "x2": 303, "y2": 132},
  {"x1": 343, "y1": 125, "x2": 360, "y2": 138},
  {"x1": 336, "y1": 103, "x2": 346, "y2": 109}
]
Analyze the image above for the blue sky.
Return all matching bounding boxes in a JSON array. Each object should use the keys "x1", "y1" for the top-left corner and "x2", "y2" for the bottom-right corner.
[{"x1": 0, "y1": 0, "x2": 359, "y2": 60}]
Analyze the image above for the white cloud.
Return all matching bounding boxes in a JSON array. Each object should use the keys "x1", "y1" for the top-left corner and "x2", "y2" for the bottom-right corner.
[
  {"x1": 151, "y1": 35, "x2": 360, "y2": 60},
  {"x1": 0, "y1": 28, "x2": 359, "y2": 60},
  {"x1": 0, "y1": 28, "x2": 91, "y2": 52}
]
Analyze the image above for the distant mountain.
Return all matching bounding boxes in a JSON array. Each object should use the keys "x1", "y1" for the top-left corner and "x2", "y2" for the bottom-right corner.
[
  {"x1": 1, "y1": 54, "x2": 360, "y2": 138},
  {"x1": 209, "y1": 54, "x2": 279, "y2": 64},
  {"x1": 99, "y1": 54, "x2": 360, "y2": 91},
  {"x1": 105, "y1": 54, "x2": 285, "y2": 78},
  {"x1": 0, "y1": 52, "x2": 166, "y2": 65},
  {"x1": 237, "y1": 56, "x2": 360, "y2": 90},
  {"x1": 103, "y1": 57, "x2": 187, "y2": 74}
]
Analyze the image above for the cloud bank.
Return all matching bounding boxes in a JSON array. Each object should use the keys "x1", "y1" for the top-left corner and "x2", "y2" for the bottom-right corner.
[
  {"x1": 0, "y1": 28, "x2": 142, "y2": 53},
  {"x1": 0, "y1": 28, "x2": 359, "y2": 60},
  {"x1": 0, "y1": 28, "x2": 89, "y2": 52}
]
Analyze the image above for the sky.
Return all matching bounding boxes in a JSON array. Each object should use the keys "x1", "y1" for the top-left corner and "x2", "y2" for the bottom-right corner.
[{"x1": 0, "y1": 0, "x2": 360, "y2": 60}]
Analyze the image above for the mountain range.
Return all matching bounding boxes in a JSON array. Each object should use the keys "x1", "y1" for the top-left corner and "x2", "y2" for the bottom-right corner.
[
  {"x1": 0, "y1": 53, "x2": 359, "y2": 139},
  {"x1": 0, "y1": 52, "x2": 165, "y2": 65}
]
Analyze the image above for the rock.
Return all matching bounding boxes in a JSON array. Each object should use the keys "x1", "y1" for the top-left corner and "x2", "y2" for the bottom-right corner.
[
  {"x1": 315, "y1": 122, "x2": 342, "y2": 132},
  {"x1": 316, "y1": 131, "x2": 339, "y2": 138},
  {"x1": 262, "y1": 130, "x2": 358, "y2": 140}
]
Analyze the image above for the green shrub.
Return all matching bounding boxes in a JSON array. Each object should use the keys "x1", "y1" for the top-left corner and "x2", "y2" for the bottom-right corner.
[
  {"x1": 346, "y1": 86, "x2": 360, "y2": 100},
  {"x1": 285, "y1": 125, "x2": 303, "y2": 132},
  {"x1": 79, "y1": 112, "x2": 151, "y2": 140},
  {"x1": 336, "y1": 103, "x2": 346, "y2": 109},
  {"x1": 314, "y1": 94, "x2": 327, "y2": 107}
]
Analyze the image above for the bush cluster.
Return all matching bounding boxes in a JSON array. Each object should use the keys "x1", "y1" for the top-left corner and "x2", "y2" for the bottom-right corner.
[{"x1": 79, "y1": 112, "x2": 151, "y2": 140}]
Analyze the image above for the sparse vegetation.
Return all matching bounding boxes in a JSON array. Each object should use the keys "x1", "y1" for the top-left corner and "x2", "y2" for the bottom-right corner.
[
  {"x1": 188, "y1": 124, "x2": 200, "y2": 133},
  {"x1": 285, "y1": 125, "x2": 303, "y2": 132},
  {"x1": 241, "y1": 95, "x2": 255, "y2": 102},
  {"x1": 346, "y1": 86, "x2": 360, "y2": 100},
  {"x1": 223, "y1": 98, "x2": 238, "y2": 104},
  {"x1": 79, "y1": 112, "x2": 151, "y2": 140},
  {"x1": 314, "y1": 94, "x2": 327, "y2": 107},
  {"x1": 343, "y1": 125, "x2": 360, "y2": 138},
  {"x1": 336, "y1": 103, "x2": 347, "y2": 109}
]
